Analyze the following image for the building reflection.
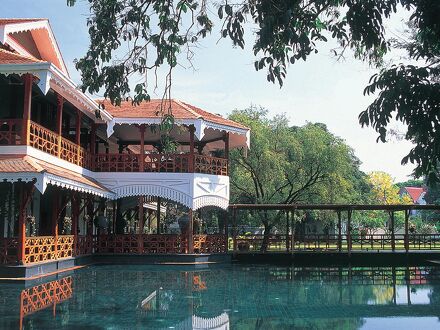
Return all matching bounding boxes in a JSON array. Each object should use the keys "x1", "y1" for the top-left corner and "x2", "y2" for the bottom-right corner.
[{"x1": 0, "y1": 265, "x2": 439, "y2": 329}]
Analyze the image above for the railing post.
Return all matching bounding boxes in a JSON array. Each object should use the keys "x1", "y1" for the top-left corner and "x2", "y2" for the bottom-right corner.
[
  {"x1": 139, "y1": 124, "x2": 145, "y2": 172},
  {"x1": 189, "y1": 125, "x2": 195, "y2": 172},
  {"x1": 224, "y1": 209, "x2": 229, "y2": 252},
  {"x1": 405, "y1": 209, "x2": 410, "y2": 252},
  {"x1": 90, "y1": 123, "x2": 96, "y2": 169},
  {"x1": 157, "y1": 197, "x2": 161, "y2": 234},
  {"x1": 138, "y1": 196, "x2": 144, "y2": 254},
  {"x1": 21, "y1": 74, "x2": 33, "y2": 146},
  {"x1": 52, "y1": 192, "x2": 60, "y2": 260},
  {"x1": 75, "y1": 109, "x2": 82, "y2": 165},
  {"x1": 232, "y1": 207, "x2": 237, "y2": 252},
  {"x1": 188, "y1": 209, "x2": 194, "y2": 253},
  {"x1": 390, "y1": 211, "x2": 395, "y2": 252},
  {"x1": 72, "y1": 193, "x2": 79, "y2": 256},
  {"x1": 17, "y1": 182, "x2": 34, "y2": 264},
  {"x1": 337, "y1": 210, "x2": 342, "y2": 252},
  {"x1": 286, "y1": 210, "x2": 290, "y2": 252},
  {"x1": 347, "y1": 209, "x2": 352, "y2": 256},
  {"x1": 56, "y1": 94, "x2": 63, "y2": 157}
]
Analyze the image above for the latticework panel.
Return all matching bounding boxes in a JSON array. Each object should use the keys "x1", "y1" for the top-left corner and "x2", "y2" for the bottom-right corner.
[
  {"x1": 20, "y1": 277, "x2": 73, "y2": 317},
  {"x1": 141, "y1": 234, "x2": 185, "y2": 254},
  {"x1": 193, "y1": 235, "x2": 227, "y2": 253},
  {"x1": 76, "y1": 235, "x2": 94, "y2": 255},
  {"x1": 29, "y1": 121, "x2": 58, "y2": 156},
  {"x1": 24, "y1": 236, "x2": 56, "y2": 264},
  {"x1": 194, "y1": 155, "x2": 228, "y2": 175},
  {"x1": 0, "y1": 119, "x2": 22, "y2": 145},
  {"x1": 96, "y1": 234, "x2": 185, "y2": 254},
  {"x1": 0, "y1": 237, "x2": 18, "y2": 264},
  {"x1": 56, "y1": 235, "x2": 74, "y2": 259},
  {"x1": 60, "y1": 138, "x2": 79, "y2": 165}
]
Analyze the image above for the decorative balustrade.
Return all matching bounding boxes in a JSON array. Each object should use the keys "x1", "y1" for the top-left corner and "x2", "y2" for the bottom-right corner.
[
  {"x1": 193, "y1": 234, "x2": 228, "y2": 253},
  {"x1": 95, "y1": 234, "x2": 186, "y2": 254},
  {"x1": 0, "y1": 119, "x2": 22, "y2": 145},
  {"x1": 144, "y1": 153, "x2": 191, "y2": 173},
  {"x1": 0, "y1": 237, "x2": 18, "y2": 264},
  {"x1": 3, "y1": 120, "x2": 229, "y2": 174},
  {"x1": 20, "y1": 277, "x2": 73, "y2": 317},
  {"x1": 94, "y1": 153, "x2": 140, "y2": 172},
  {"x1": 94, "y1": 153, "x2": 228, "y2": 175},
  {"x1": 23, "y1": 235, "x2": 73, "y2": 264},
  {"x1": 29, "y1": 121, "x2": 58, "y2": 157},
  {"x1": 76, "y1": 235, "x2": 94, "y2": 255},
  {"x1": 60, "y1": 137, "x2": 79, "y2": 165},
  {"x1": 194, "y1": 155, "x2": 228, "y2": 175}
]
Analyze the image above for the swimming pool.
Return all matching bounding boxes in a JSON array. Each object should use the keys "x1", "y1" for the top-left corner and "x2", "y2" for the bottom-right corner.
[{"x1": 1, "y1": 264, "x2": 439, "y2": 329}]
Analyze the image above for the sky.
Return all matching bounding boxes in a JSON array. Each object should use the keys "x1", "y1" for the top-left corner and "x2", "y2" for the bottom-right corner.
[{"x1": 1, "y1": 0, "x2": 417, "y2": 182}]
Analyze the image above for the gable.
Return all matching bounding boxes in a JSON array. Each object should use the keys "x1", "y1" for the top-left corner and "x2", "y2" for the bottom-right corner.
[{"x1": 0, "y1": 18, "x2": 68, "y2": 75}]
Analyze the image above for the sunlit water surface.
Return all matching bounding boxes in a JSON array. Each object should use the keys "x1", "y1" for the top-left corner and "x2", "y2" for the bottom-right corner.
[{"x1": 1, "y1": 264, "x2": 440, "y2": 329}]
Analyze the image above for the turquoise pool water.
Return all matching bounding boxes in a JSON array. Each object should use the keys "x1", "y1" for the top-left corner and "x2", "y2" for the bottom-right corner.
[{"x1": 1, "y1": 264, "x2": 440, "y2": 329}]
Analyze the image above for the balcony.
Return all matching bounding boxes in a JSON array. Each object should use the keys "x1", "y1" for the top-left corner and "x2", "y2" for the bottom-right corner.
[{"x1": 0, "y1": 119, "x2": 228, "y2": 176}]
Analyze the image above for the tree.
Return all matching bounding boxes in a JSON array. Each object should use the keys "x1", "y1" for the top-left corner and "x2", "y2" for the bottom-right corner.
[
  {"x1": 68, "y1": 0, "x2": 440, "y2": 181},
  {"x1": 229, "y1": 106, "x2": 370, "y2": 250},
  {"x1": 361, "y1": 171, "x2": 412, "y2": 233}
]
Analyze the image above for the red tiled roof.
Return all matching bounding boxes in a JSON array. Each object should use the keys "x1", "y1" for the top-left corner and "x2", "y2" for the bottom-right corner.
[
  {"x1": 0, "y1": 48, "x2": 43, "y2": 64},
  {"x1": 0, "y1": 155, "x2": 109, "y2": 192},
  {"x1": 99, "y1": 99, "x2": 248, "y2": 130},
  {"x1": 0, "y1": 18, "x2": 47, "y2": 25},
  {"x1": 404, "y1": 187, "x2": 425, "y2": 203}
]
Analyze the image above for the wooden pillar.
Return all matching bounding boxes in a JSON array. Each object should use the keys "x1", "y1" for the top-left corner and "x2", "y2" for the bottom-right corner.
[
  {"x1": 286, "y1": 210, "x2": 290, "y2": 252},
  {"x1": 347, "y1": 209, "x2": 352, "y2": 256},
  {"x1": 232, "y1": 207, "x2": 237, "y2": 252},
  {"x1": 224, "y1": 132, "x2": 230, "y2": 159},
  {"x1": 72, "y1": 193, "x2": 79, "y2": 256},
  {"x1": 76, "y1": 110, "x2": 82, "y2": 165},
  {"x1": 17, "y1": 182, "x2": 34, "y2": 264},
  {"x1": 90, "y1": 123, "x2": 96, "y2": 169},
  {"x1": 188, "y1": 209, "x2": 194, "y2": 253},
  {"x1": 189, "y1": 126, "x2": 195, "y2": 172},
  {"x1": 404, "y1": 209, "x2": 410, "y2": 252},
  {"x1": 52, "y1": 191, "x2": 60, "y2": 259},
  {"x1": 56, "y1": 94, "x2": 63, "y2": 157},
  {"x1": 156, "y1": 197, "x2": 161, "y2": 234},
  {"x1": 139, "y1": 124, "x2": 145, "y2": 172},
  {"x1": 21, "y1": 74, "x2": 33, "y2": 146},
  {"x1": 138, "y1": 196, "x2": 144, "y2": 234},
  {"x1": 138, "y1": 196, "x2": 144, "y2": 253},
  {"x1": 390, "y1": 211, "x2": 395, "y2": 251},
  {"x1": 112, "y1": 200, "x2": 117, "y2": 234},
  {"x1": 337, "y1": 210, "x2": 342, "y2": 252},
  {"x1": 224, "y1": 209, "x2": 229, "y2": 252}
]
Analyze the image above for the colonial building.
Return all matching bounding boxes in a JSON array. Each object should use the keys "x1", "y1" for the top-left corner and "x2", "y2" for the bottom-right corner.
[{"x1": 0, "y1": 18, "x2": 249, "y2": 270}]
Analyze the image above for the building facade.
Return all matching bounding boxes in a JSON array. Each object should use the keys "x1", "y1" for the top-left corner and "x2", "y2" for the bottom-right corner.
[{"x1": 0, "y1": 18, "x2": 249, "y2": 267}]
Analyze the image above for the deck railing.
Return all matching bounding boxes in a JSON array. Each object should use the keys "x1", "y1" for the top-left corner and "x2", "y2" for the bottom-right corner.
[
  {"x1": 0, "y1": 119, "x2": 228, "y2": 174},
  {"x1": 0, "y1": 119, "x2": 22, "y2": 145},
  {"x1": 94, "y1": 153, "x2": 228, "y2": 175},
  {"x1": 233, "y1": 233, "x2": 440, "y2": 252},
  {"x1": 0, "y1": 237, "x2": 18, "y2": 264}
]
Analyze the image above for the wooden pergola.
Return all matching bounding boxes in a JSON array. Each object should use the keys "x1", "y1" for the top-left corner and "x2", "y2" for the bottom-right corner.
[{"x1": 228, "y1": 204, "x2": 440, "y2": 253}]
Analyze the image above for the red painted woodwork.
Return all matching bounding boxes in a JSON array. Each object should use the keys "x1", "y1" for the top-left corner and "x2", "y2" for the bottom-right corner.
[
  {"x1": 29, "y1": 121, "x2": 59, "y2": 157},
  {"x1": 20, "y1": 277, "x2": 73, "y2": 318},
  {"x1": 0, "y1": 238, "x2": 18, "y2": 264},
  {"x1": 21, "y1": 74, "x2": 32, "y2": 145},
  {"x1": 0, "y1": 119, "x2": 22, "y2": 145},
  {"x1": 95, "y1": 234, "x2": 186, "y2": 254},
  {"x1": 76, "y1": 235, "x2": 94, "y2": 255},
  {"x1": 193, "y1": 234, "x2": 227, "y2": 253},
  {"x1": 23, "y1": 235, "x2": 73, "y2": 264}
]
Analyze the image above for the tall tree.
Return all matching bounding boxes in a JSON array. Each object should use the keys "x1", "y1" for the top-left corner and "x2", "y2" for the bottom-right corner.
[
  {"x1": 68, "y1": 0, "x2": 440, "y2": 181},
  {"x1": 229, "y1": 106, "x2": 369, "y2": 250}
]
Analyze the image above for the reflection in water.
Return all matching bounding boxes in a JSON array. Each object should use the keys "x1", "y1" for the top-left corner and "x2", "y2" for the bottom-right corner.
[{"x1": 0, "y1": 265, "x2": 439, "y2": 329}]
